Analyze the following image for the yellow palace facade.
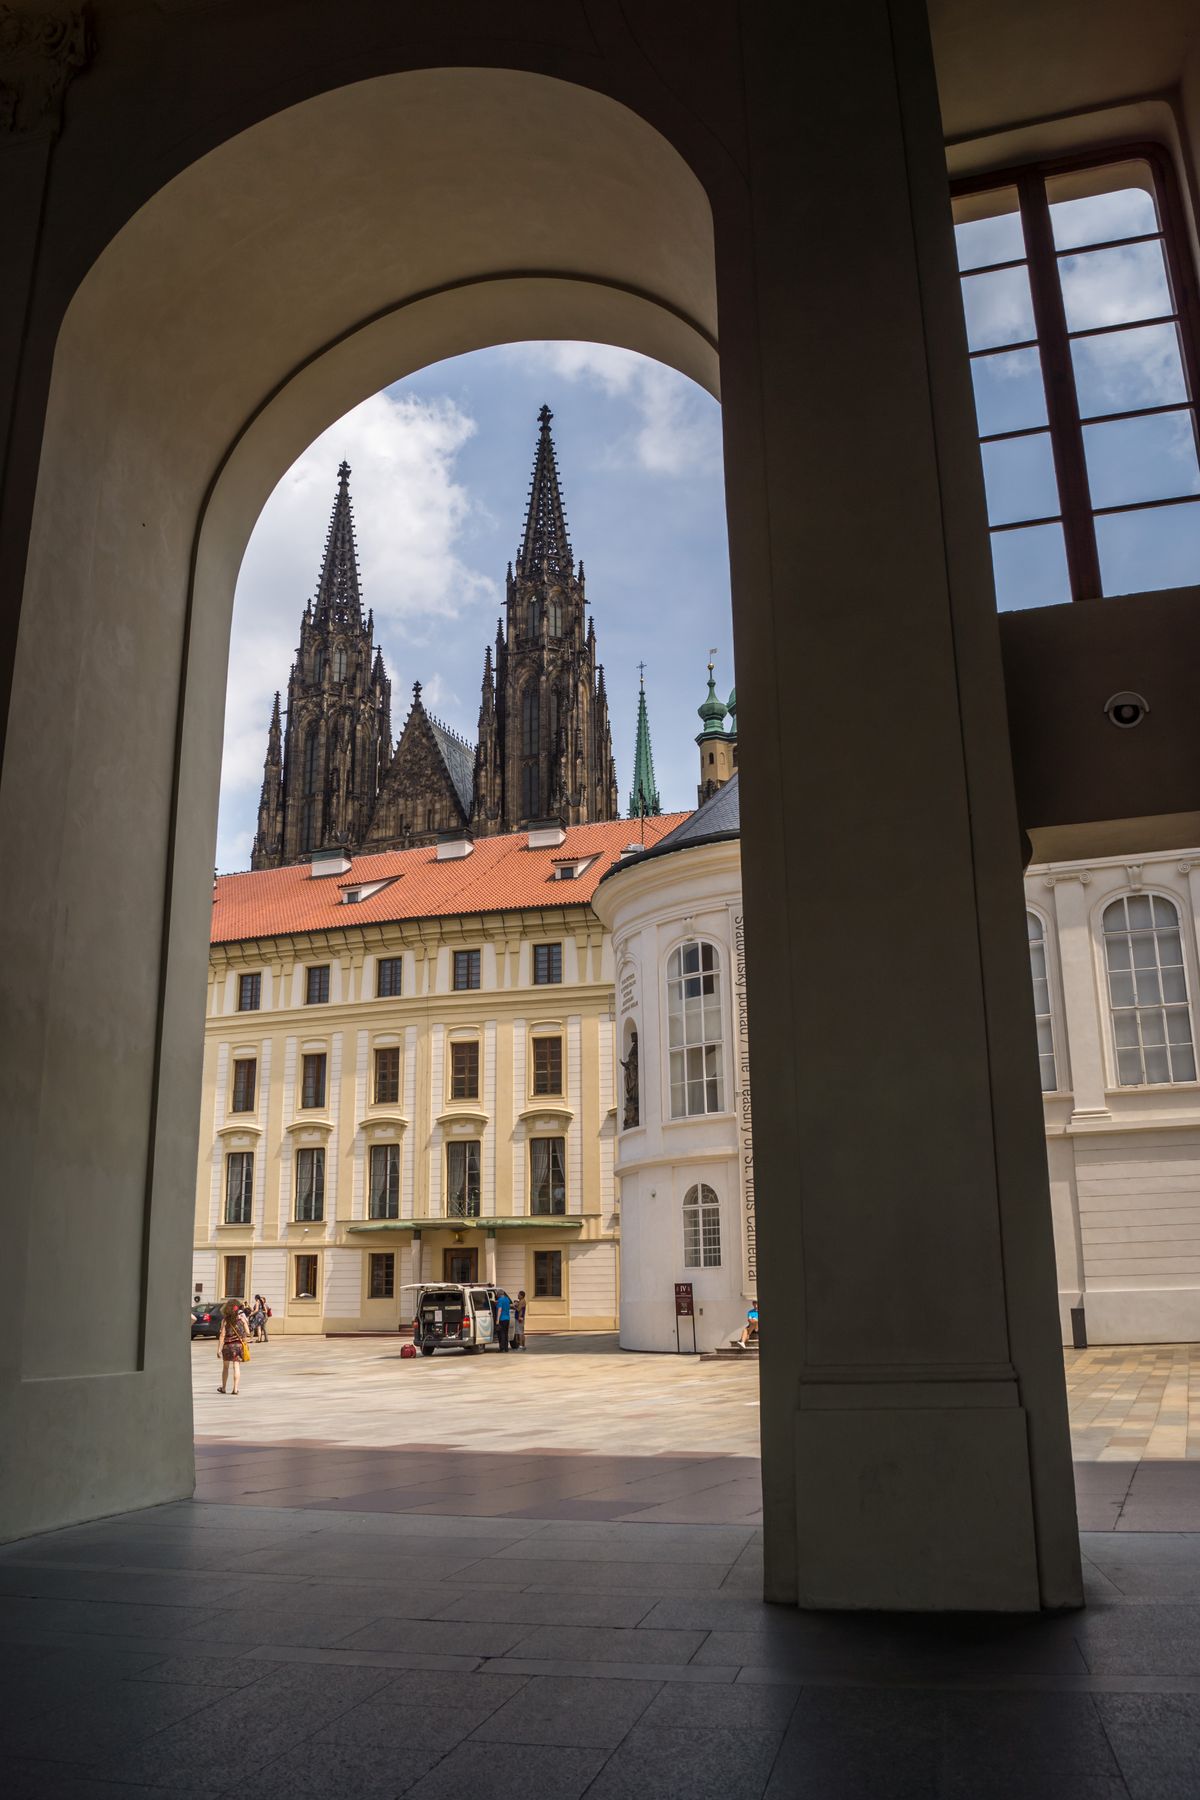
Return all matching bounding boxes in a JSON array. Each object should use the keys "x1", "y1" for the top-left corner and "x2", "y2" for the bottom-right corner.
[{"x1": 192, "y1": 817, "x2": 681, "y2": 1334}]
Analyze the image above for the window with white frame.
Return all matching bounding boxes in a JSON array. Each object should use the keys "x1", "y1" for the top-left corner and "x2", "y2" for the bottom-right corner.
[
  {"x1": 295, "y1": 1147, "x2": 325, "y2": 1221},
  {"x1": 1102, "y1": 893, "x2": 1195, "y2": 1085},
  {"x1": 447, "y1": 1140, "x2": 481, "y2": 1218},
  {"x1": 1026, "y1": 912, "x2": 1058, "y2": 1092},
  {"x1": 224, "y1": 1151, "x2": 254, "y2": 1225},
  {"x1": 682, "y1": 1183, "x2": 721, "y2": 1268},
  {"x1": 368, "y1": 1143, "x2": 400, "y2": 1219},
  {"x1": 667, "y1": 940, "x2": 725, "y2": 1118}
]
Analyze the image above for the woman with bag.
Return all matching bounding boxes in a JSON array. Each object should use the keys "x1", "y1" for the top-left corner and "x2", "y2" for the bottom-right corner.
[{"x1": 217, "y1": 1298, "x2": 249, "y2": 1394}]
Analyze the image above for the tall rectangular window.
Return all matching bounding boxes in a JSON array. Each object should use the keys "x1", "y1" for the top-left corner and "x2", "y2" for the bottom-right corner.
[
  {"x1": 1103, "y1": 894, "x2": 1195, "y2": 1085},
  {"x1": 224, "y1": 1254, "x2": 247, "y2": 1299},
  {"x1": 294, "y1": 1253, "x2": 318, "y2": 1298},
  {"x1": 377, "y1": 956, "x2": 403, "y2": 998},
  {"x1": 1027, "y1": 912, "x2": 1058, "y2": 1092},
  {"x1": 533, "y1": 943, "x2": 563, "y2": 985},
  {"x1": 453, "y1": 949, "x2": 481, "y2": 991},
  {"x1": 369, "y1": 1253, "x2": 395, "y2": 1300},
  {"x1": 306, "y1": 964, "x2": 330, "y2": 1005},
  {"x1": 530, "y1": 1136, "x2": 566, "y2": 1216},
  {"x1": 952, "y1": 152, "x2": 1200, "y2": 607},
  {"x1": 447, "y1": 1139, "x2": 481, "y2": 1218},
  {"x1": 301, "y1": 1052, "x2": 327, "y2": 1109},
  {"x1": 668, "y1": 940, "x2": 725, "y2": 1118},
  {"x1": 295, "y1": 1147, "x2": 325, "y2": 1221},
  {"x1": 374, "y1": 1046, "x2": 400, "y2": 1105},
  {"x1": 532, "y1": 1035, "x2": 563, "y2": 1095},
  {"x1": 534, "y1": 1249, "x2": 563, "y2": 1298},
  {"x1": 237, "y1": 972, "x2": 261, "y2": 1012},
  {"x1": 368, "y1": 1143, "x2": 400, "y2": 1219},
  {"x1": 224, "y1": 1152, "x2": 254, "y2": 1225},
  {"x1": 231, "y1": 1058, "x2": 257, "y2": 1114},
  {"x1": 450, "y1": 1040, "x2": 479, "y2": 1099}
]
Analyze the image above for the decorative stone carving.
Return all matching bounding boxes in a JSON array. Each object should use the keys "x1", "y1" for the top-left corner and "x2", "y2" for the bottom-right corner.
[
  {"x1": 0, "y1": 4, "x2": 91, "y2": 136},
  {"x1": 621, "y1": 1026, "x2": 639, "y2": 1130}
]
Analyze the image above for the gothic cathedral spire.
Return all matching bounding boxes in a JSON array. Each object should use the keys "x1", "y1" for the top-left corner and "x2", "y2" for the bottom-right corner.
[
  {"x1": 250, "y1": 463, "x2": 391, "y2": 869},
  {"x1": 472, "y1": 406, "x2": 619, "y2": 835},
  {"x1": 628, "y1": 666, "x2": 661, "y2": 819}
]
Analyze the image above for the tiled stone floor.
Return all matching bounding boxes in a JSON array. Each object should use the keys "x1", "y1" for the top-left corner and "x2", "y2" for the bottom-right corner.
[{"x1": 5, "y1": 1504, "x2": 1200, "y2": 1797}]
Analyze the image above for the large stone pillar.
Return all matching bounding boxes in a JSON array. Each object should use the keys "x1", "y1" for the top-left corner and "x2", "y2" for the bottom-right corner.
[{"x1": 717, "y1": 0, "x2": 1083, "y2": 1609}]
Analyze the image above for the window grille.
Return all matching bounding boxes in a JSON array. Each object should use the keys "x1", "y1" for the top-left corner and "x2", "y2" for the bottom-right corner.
[
  {"x1": 447, "y1": 1140, "x2": 481, "y2": 1218},
  {"x1": 377, "y1": 956, "x2": 403, "y2": 998},
  {"x1": 532, "y1": 1035, "x2": 563, "y2": 1095},
  {"x1": 231, "y1": 1057, "x2": 257, "y2": 1113},
  {"x1": 453, "y1": 949, "x2": 481, "y2": 991},
  {"x1": 224, "y1": 1152, "x2": 254, "y2": 1225},
  {"x1": 952, "y1": 150, "x2": 1200, "y2": 606},
  {"x1": 1026, "y1": 913, "x2": 1058, "y2": 1092},
  {"x1": 295, "y1": 1148, "x2": 325, "y2": 1221},
  {"x1": 450, "y1": 1040, "x2": 480, "y2": 1099},
  {"x1": 530, "y1": 1137, "x2": 567, "y2": 1215},
  {"x1": 374, "y1": 1046, "x2": 400, "y2": 1105},
  {"x1": 237, "y1": 972, "x2": 261, "y2": 1012},
  {"x1": 682, "y1": 1183, "x2": 722, "y2": 1268},
  {"x1": 1103, "y1": 893, "x2": 1195, "y2": 1085},
  {"x1": 534, "y1": 943, "x2": 563, "y2": 984},
  {"x1": 301, "y1": 1052, "x2": 326, "y2": 1110},
  {"x1": 667, "y1": 940, "x2": 725, "y2": 1118},
  {"x1": 368, "y1": 1143, "x2": 400, "y2": 1219}
]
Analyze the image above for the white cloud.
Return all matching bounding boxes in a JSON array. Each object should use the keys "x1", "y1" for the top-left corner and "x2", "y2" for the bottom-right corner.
[
  {"x1": 217, "y1": 390, "x2": 494, "y2": 870},
  {"x1": 504, "y1": 342, "x2": 720, "y2": 476}
]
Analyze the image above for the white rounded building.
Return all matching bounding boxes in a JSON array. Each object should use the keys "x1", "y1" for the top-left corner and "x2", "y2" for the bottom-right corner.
[{"x1": 593, "y1": 775, "x2": 753, "y2": 1353}]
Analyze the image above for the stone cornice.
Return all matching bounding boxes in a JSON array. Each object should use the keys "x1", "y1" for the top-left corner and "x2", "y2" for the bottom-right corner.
[{"x1": 0, "y1": 4, "x2": 91, "y2": 138}]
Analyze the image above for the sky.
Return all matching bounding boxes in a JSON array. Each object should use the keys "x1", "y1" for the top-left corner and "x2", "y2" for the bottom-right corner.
[{"x1": 218, "y1": 344, "x2": 733, "y2": 872}]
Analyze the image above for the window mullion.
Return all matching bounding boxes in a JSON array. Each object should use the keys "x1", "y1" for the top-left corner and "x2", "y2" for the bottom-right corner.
[{"x1": 1018, "y1": 172, "x2": 1102, "y2": 600}]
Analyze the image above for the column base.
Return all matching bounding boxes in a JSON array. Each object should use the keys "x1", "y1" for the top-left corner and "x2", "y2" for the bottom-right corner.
[{"x1": 793, "y1": 1391, "x2": 1044, "y2": 1611}]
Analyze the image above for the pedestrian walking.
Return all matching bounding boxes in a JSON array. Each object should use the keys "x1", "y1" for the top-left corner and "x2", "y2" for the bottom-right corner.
[
  {"x1": 495, "y1": 1289, "x2": 512, "y2": 1351},
  {"x1": 249, "y1": 1294, "x2": 268, "y2": 1342},
  {"x1": 217, "y1": 1298, "x2": 249, "y2": 1393},
  {"x1": 513, "y1": 1289, "x2": 528, "y2": 1350}
]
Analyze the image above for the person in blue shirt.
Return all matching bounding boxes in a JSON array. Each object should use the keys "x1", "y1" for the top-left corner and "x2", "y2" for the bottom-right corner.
[
  {"x1": 495, "y1": 1289, "x2": 512, "y2": 1351},
  {"x1": 735, "y1": 1302, "x2": 759, "y2": 1349}
]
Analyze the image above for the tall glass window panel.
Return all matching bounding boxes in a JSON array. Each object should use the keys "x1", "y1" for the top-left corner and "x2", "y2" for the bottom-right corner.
[
  {"x1": 1082, "y1": 412, "x2": 1200, "y2": 510},
  {"x1": 532, "y1": 1035, "x2": 563, "y2": 1095},
  {"x1": 237, "y1": 972, "x2": 261, "y2": 1012},
  {"x1": 667, "y1": 940, "x2": 725, "y2": 1118},
  {"x1": 1095, "y1": 504, "x2": 1200, "y2": 595},
  {"x1": 990, "y1": 522, "x2": 1073, "y2": 610},
  {"x1": 368, "y1": 1143, "x2": 400, "y2": 1219},
  {"x1": 224, "y1": 1152, "x2": 254, "y2": 1225},
  {"x1": 374, "y1": 1046, "x2": 400, "y2": 1105},
  {"x1": 1047, "y1": 164, "x2": 1160, "y2": 249},
  {"x1": 295, "y1": 1148, "x2": 325, "y2": 1221},
  {"x1": 231, "y1": 1058, "x2": 256, "y2": 1114},
  {"x1": 453, "y1": 949, "x2": 481, "y2": 991},
  {"x1": 1070, "y1": 322, "x2": 1189, "y2": 418},
  {"x1": 447, "y1": 1140, "x2": 481, "y2": 1218},
  {"x1": 369, "y1": 1253, "x2": 394, "y2": 1300},
  {"x1": 450, "y1": 1040, "x2": 479, "y2": 1099},
  {"x1": 969, "y1": 347, "x2": 1049, "y2": 438},
  {"x1": 682, "y1": 1183, "x2": 722, "y2": 1269},
  {"x1": 530, "y1": 1136, "x2": 567, "y2": 1215},
  {"x1": 980, "y1": 433, "x2": 1061, "y2": 526},
  {"x1": 1103, "y1": 894, "x2": 1195, "y2": 1086},
  {"x1": 1057, "y1": 241, "x2": 1173, "y2": 335},
  {"x1": 1026, "y1": 912, "x2": 1057, "y2": 1092},
  {"x1": 301, "y1": 1052, "x2": 326, "y2": 1109},
  {"x1": 376, "y1": 956, "x2": 403, "y2": 998}
]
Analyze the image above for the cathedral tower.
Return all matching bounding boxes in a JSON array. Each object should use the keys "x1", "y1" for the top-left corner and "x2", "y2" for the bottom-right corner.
[
  {"x1": 251, "y1": 463, "x2": 391, "y2": 868},
  {"x1": 628, "y1": 665, "x2": 661, "y2": 819},
  {"x1": 472, "y1": 406, "x2": 619, "y2": 835}
]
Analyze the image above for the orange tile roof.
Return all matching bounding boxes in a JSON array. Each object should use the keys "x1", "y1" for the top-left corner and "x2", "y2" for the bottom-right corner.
[{"x1": 212, "y1": 816, "x2": 689, "y2": 946}]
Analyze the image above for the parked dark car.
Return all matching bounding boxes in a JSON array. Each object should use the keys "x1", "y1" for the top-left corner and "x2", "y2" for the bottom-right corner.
[{"x1": 190, "y1": 1301, "x2": 232, "y2": 1339}]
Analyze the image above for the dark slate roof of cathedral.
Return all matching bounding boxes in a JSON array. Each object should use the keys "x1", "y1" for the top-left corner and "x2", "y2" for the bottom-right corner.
[{"x1": 428, "y1": 717, "x2": 476, "y2": 816}]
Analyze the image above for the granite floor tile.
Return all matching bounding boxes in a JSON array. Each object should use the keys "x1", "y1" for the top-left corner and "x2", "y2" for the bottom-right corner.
[
  {"x1": 0, "y1": 1594, "x2": 209, "y2": 1642},
  {"x1": 586, "y1": 1723, "x2": 783, "y2": 1800},
  {"x1": 336, "y1": 1616, "x2": 533, "y2": 1657},
  {"x1": 496, "y1": 1623, "x2": 707, "y2": 1665},
  {"x1": 7, "y1": 1763, "x2": 185, "y2": 1800},
  {"x1": 765, "y1": 1687, "x2": 943, "y2": 1799},
  {"x1": 468, "y1": 1673, "x2": 662, "y2": 1747},
  {"x1": 1076, "y1": 1603, "x2": 1200, "y2": 1674},
  {"x1": 312, "y1": 1670, "x2": 529, "y2": 1749},
  {"x1": 0, "y1": 1677, "x2": 223, "y2": 1767},
  {"x1": 938, "y1": 1691, "x2": 1122, "y2": 1779},
  {"x1": 1097, "y1": 1692, "x2": 1200, "y2": 1799},
  {"x1": 513, "y1": 1559, "x2": 728, "y2": 1593},
  {"x1": 405, "y1": 1741, "x2": 608, "y2": 1800},
  {"x1": 182, "y1": 1602, "x2": 385, "y2": 1649},
  {"x1": 435, "y1": 1587, "x2": 655, "y2": 1627},
  {"x1": 639, "y1": 1681, "x2": 799, "y2": 1732},
  {"x1": 250, "y1": 1739, "x2": 443, "y2": 1800}
]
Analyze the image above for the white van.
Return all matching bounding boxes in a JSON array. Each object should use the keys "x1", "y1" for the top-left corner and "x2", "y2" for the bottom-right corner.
[{"x1": 406, "y1": 1282, "x2": 498, "y2": 1355}]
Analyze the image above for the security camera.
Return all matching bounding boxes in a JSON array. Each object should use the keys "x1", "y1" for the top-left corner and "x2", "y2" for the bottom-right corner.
[{"x1": 1104, "y1": 691, "x2": 1149, "y2": 730}]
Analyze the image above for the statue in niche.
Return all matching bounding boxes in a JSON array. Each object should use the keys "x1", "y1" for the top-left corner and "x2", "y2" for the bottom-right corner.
[{"x1": 621, "y1": 1028, "x2": 640, "y2": 1130}]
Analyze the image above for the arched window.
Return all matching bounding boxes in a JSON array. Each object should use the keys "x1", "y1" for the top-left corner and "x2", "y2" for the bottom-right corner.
[
  {"x1": 683, "y1": 1184, "x2": 721, "y2": 1268},
  {"x1": 521, "y1": 760, "x2": 539, "y2": 819},
  {"x1": 667, "y1": 939, "x2": 724, "y2": 1117},
  {"x1": 300, "y1": 797, "x2": 317, "y2": 851},
  {"x1": 548, "y1": 597, "x2": 563, "y2": 635},
  {"x1": 312, "y1": 648, "x2": 325, "y2": 682},
  {"x1": 332, "y1": 646, "x2": 347, "y2": 681},
  {"x1": 302, "y1": 727, "x2": 319, "y2": 795},
  {"x1": 1027, "y1": 911, "x2": 1057, "y2": 1092},
  {"x1": 1103, "y1": 894, "x2": 1195, "y2": 1086},
  {"x1": 522, "y1": 684, "x2": 540, "y2": 757}
]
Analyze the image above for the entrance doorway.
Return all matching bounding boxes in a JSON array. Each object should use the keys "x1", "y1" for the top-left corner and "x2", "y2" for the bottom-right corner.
[{"x1": 444, "y1": 1248, "x2": 478, "y2": 1284}]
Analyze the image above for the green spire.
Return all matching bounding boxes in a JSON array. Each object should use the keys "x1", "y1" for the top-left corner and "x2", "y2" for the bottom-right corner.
[
  {"x1": 697, "y1": 655, "x2": 730, "y2": 740},
  {"x1": 628, "y1": 664, "x2": 661, "y2": 819}
]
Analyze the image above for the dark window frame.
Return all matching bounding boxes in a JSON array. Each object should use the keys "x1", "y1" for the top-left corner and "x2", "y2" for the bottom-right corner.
[
  {"x1": 530, "y1": 1135, "x2": 567, "y2": 1216},
  {"x1": 531, "y1": 1034, "x2": 563, "y2": 1095},
  {"x1": 237, "y1": 972, "x2": 261, "y2": 1012},
  {"x1": 368, "y1": 1141, "x2": 400, "y2": 1219},
  {"x1": 534, "y1": 1248, "x2": 563, "y2": 1298},
  {"x1": 446, "y1": 1138, "x2": 482, "y2": 1218},
  {"x1": 294, "y1": 1252, "x2": 319, "y2": 1298},
  {"x1": 306, "y1": 964, "x2": 331, "y2": 1005},
  {"x1": 231, "y1": 1057, "x2": 257, "y2": 1114},
  {"x1": 453, "y1": 948, "x2": 481, "y2": 991},
  {"x1": 295, "y1": 1147, "x2": 325, "y2": 1221},
  {"x1": 300, "y1": 1052, "x2": 327, "y2": 1110},
  {"x1": 533, "y1": 942, "x2": 563, "y2": 985},
  {"x1": 450, "y1": 1039, "x2": 480, "y2": 1100},
  {"x1": 374, "y1": 1045, "x2": 400, "y2": 1105},
  {"x1": 369, "y1": 1252, "x2": 395, "y2": 1300},
  {"x1": 224, "y1": 1151, "x2": 254, "y2": 1225},
  {"x1": 376, "y1": 955, "x2": 403, "y2": 998},
  {"x1": 224, "y1": 1254, "x2": 247, "y2": 1298},
  {"x1": 951, "y1": 143, "x2": 1200, "y2": 602}
]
